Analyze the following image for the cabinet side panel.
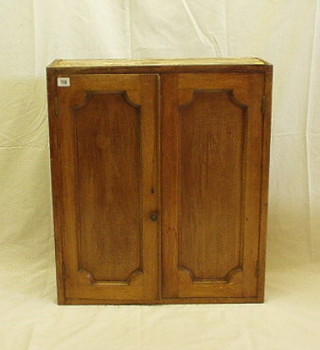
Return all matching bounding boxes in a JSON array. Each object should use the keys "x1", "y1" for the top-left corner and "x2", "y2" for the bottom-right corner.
[
  {"x1": 257, "y1": 67, "x2": 273, "y2": 300},
  {"x1": 47, "y1": 71, "x2": 66, "y2": 304}
]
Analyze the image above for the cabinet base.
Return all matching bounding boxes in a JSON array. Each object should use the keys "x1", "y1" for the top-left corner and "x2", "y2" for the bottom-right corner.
[{"x1": 58, "y1": 296, "x2": 264, "y2": 305}]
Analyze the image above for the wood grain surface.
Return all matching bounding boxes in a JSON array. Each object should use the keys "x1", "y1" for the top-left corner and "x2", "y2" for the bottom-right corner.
[
  {"x1": 47, "y1": 60, "x2": 272, "y2": 304},
  {"x1": 161, "y1": 72, "x2": 266, "y2": 299},
  {"x1": 49, "y1": 73, "x2": 159, "y2": 303}
]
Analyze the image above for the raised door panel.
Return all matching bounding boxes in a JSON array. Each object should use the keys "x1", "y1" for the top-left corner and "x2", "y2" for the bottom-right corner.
[
  {"x1": 179, "y1": 90, "x2": 246, "y2": 283},
  {"x1": 49, "y1": 74, "x2": 159, "y2": 303},
  {"x1": 161, "y1": 73, "x2": 265, "y2": 300},
  {"x1": 75, "y1": 92, "x2": 142, "y2": 283}
]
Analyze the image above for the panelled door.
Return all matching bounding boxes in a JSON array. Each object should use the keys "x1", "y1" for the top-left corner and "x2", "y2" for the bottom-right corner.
[
  {"x1": 161, "y1": 72, "x2": 265, "y2": 299},
  {"x1": 50, "y1": 74, "x2": 159, "y2": 302}
]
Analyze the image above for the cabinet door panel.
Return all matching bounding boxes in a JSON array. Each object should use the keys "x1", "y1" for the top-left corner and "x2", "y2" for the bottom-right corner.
[
  {"x1": 161, "y1": 73, "x2": 265, "y2": 299},
  {"x1": 75, "y1": 92, "x2": 142, "y2": 283},
  {"x1": 50, "y1": 74, "x2": 159, "y2": 302}
]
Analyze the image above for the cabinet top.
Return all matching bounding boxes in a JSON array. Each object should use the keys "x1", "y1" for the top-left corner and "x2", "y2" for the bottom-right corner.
[
  {"x1": 48, "y1": 57, "x2": 269, "y2": 68},
  {"x1": 47, "y1": 58, "x2": 272, "y2": 74}
]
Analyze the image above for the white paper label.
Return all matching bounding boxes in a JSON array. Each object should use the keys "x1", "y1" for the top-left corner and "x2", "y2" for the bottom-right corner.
[{"x1": 57, "y1": 77, "x2": 70, "y2": 87}]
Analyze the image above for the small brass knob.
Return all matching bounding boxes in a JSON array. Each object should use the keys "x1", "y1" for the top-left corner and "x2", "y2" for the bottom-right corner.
[{"x1": 150, "y1": 213, "x2": 158, "y2": 221}]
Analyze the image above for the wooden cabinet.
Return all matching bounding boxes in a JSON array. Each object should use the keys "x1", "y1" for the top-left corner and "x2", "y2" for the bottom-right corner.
[{"x1": 47, "y1": 58, "x2": 272, "y2": 304}]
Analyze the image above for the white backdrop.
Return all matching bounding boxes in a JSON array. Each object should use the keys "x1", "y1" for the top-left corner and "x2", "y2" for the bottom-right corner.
[{"x1": 0, "y1": 1, "x2": 320, "y2": 349}]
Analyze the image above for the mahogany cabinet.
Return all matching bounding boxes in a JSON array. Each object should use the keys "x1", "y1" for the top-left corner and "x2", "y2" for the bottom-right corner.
[{"x1": 47, "y1": 58, "x2": 272, "y2": 304}]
